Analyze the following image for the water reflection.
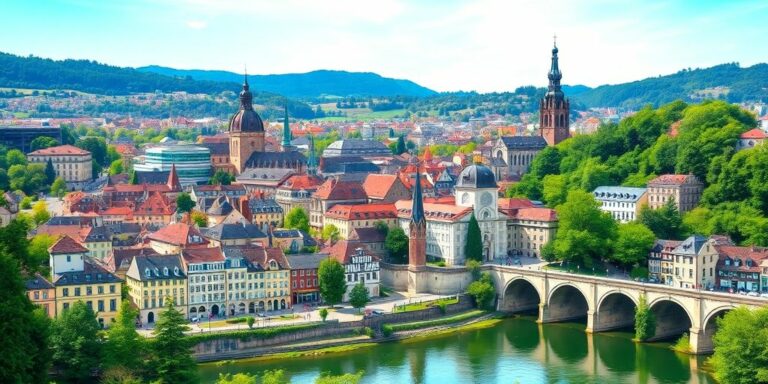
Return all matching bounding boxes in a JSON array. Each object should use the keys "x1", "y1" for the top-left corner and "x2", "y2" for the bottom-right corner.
[{"x1": 197, "y1": 318, "x2": 715, "y2": 384}]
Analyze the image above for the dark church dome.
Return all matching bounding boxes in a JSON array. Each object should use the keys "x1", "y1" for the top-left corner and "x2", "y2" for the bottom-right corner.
[
  {"x1": 229, "y1": 78, "x2": 264, "y2": 133},
  {"x1": 456, "y1": 164, "x2": 497, "y2": 189}
]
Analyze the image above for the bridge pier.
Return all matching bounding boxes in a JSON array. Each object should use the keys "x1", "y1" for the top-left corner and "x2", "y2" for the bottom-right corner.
[{"x1": 688, "y1": 327, "x2": 714, "y2": 354}]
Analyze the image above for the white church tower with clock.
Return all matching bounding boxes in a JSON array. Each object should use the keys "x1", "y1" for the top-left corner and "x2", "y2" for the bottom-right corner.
[{"x1": 454, "y1": 163, "x2": 508, "y2": 261}]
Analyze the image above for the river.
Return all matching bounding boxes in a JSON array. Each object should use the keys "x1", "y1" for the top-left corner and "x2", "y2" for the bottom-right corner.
[{"x1": 198, "y1": 317, "x2": 715, "y2": 384}]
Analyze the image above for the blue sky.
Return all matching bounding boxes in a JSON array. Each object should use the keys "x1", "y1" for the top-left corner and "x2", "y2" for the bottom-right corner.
[{"x1": 2, "y1": 0, "x2": 767, "y2": 92}]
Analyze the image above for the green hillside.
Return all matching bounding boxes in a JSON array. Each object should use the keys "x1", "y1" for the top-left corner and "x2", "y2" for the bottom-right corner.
[{"x1": 574, "y1": 63, "x2": 768, "y2": 108}]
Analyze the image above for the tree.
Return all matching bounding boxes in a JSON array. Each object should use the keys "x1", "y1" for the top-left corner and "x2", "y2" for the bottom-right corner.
[
  {"x1": 176, "y1": 192, "x2": 195, "y2": 213},
  {"x1": 0, "y1": 246, "x2": 51, "y2": 384},
  {"x1": 374, "y1": 221, "x2": 389, "y2": 235},
  {"x1": 247, "y1": 316, "x2": 254, "y2": 329},
  {"x1": 552, "y1": 190, "x2": 617, "y2": 267},
  {"x1": 467, "y1": 272, "x2": 495, "y2": 310},
  {"x1": 30, "y1": 136, "x2": 59, "y2": 151},
  {"x1": 6, "y1": 149, "x2": 27, "y2": 167},
  {"x1": 44, "y1": 158, "x2": 56, "y2": 184},
  {"x1": 318, "y1": 258, "x2": 347, "y2": 306},
  {"x1": 711, "y1": 306, "x2": 768, "y2": 384},
  {"x1": 31, "y1": 200, "x2": 50, "y2": 225},
  {"x1": 321, "y1": 224, "x2": 341, "y2": 243},
  {"x1": 384, "y1": 226, "x2": 408, "y2": 264},
  {"x1": 319, "y1": 308, "x2": 329, "y2": 322},
  {"x1": 191, "y1": 210, "x2": 208, "y2": 227},
  {"x1": 394, "y1": 135, "x2": 406, "y2": 155},
  {"x1": 51, "y1": 177, "x2": 67, "y2": 198},
  {"x1": 349, "y1": 282, "x2": 370, "y2": 313},
  {"x1": 613, "y1": 222, "x2": 656, "y2": 266},
  {"x1": 28, "y1": 233, "x2": 56, "y2": 274},
  {"x1": 217, "y1": 373, "x2": 258, "y2": 384},
  {"x1": 464, "y1": 213, "x2": 483, "y2": 262},
  {"x1": 50, "y1": 301, "x2": 103, "y2": 382},
  {"x1": 638, "y1": 200, "x2": 686, "y2": 240},
  {"x1": 108, "y1": 159, "x2": 124, "y2": 176},
  {"x1": 152, "y1": 298, "x2": 198, "y2": 384},
  {"x1": 75, "y1": 137, "x2": 108, "y2": 168},
  {"x1": 262, "y1": 370, "x2": 288, "y2": 384},
  {"x1": 129, "y1": 169, "x2": 138, "y2": 185},
  {"x1": 634, "y1": 294, "x2": 655, "y2": 341},
  {"x1": 209, "y1": 170, "x2": 234, "y2": 185},
  {"x1": 104, "y1": 300, "x2": 146, "y2": 377},
  {"x1": 285, "y1": 207, "x2": 310, "y2": 233}
]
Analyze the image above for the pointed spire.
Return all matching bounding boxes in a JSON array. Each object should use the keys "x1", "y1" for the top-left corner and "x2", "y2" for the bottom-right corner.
[
  {"x1": 239, "y1": 68, "x2": 253, "y2": 111},
  {"x1": 281, "y1": 101, "x2": 292, "y2": 148},
  {"x1": 167, "y1": 163, "x2": 181, "y2": 191},
  {"x1": 547, "y1": 35, "x2": 562, "y2": 96},
  {"x1": 411, "y1": 159, "x2": 425, "y2": 224},
  {"x1": 307, "y1": 134, "x2": 318, "y2": 175}
]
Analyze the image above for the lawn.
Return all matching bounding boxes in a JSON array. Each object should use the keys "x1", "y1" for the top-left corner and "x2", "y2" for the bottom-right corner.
[
  {"x1": 384, "y1": 310, "x2": 487, "y2": 334},
  {"x1": 394, "y1": 297, "x2": 459, "y2": 313}
]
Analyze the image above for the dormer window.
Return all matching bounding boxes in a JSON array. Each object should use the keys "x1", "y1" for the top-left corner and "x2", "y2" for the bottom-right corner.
[
  {"x1": 725, "y1": 259, "x2": 731, "y2": 266},
  {"x1": 145, "y1": 268, "x2": 151, "y2": 277},
  {"x1": 174, "y1": 267, "x2": 179, "y2": 276},
  {"x1": 163, "y1": 267, "x2": 169, "y2": 276},
  {"x1": 154, "y1": 268, "x2": 160, "y2": 276},
  {"x1": 269, "y1": 260, "x2": 278, "y2": 270}
]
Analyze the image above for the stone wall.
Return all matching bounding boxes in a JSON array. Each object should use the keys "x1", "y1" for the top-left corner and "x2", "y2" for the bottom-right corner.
[{"x1": 380, "y1": 262, "x2": 474, "y2": 294}]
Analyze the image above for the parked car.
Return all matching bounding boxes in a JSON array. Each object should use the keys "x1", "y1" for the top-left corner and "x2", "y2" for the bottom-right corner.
[
  {"x1": 190, "y1": 317, "x2": 199, "y2": 323},
  {"x1": 759, "y1": 293, "x2": 768, "y2": 298},
  {"x1": 747, "y1": 291, "x2": 759, "y2": 297}
]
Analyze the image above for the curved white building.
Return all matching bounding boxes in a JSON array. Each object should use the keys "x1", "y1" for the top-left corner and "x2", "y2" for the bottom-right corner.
[{"x1": 134, "y1": 144, "x2": 211, "y2": 185}]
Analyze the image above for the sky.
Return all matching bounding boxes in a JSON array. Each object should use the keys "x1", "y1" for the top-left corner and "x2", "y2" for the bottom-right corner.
[{"x1": 1, "y1": 0, "x2": 767, "y2": 93}]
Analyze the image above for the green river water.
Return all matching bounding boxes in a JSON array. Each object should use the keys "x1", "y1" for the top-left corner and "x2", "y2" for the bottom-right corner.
[{"x1": 198, "y1": 317, "x2": 715, "y2": 384}]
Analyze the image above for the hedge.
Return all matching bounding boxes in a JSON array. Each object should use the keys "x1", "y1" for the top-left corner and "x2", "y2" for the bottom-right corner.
[
  {"x1": 188, "y1": 323, "x2": 324, "y2": 343},
  {"x1": 385, "y1": 310, "x2": 486, "y2": 333}
]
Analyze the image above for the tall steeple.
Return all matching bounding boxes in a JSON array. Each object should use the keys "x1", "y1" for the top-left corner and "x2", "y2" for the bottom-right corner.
[
  {"x1": 167, "y1": 163, "x2": 181, "y2": 191},
  {"x1": 281, "y1": 102, "x2": 295, "y2": 151},
  {"x1": 408, "y1": 158, "x2": 426, "y2": 268},
  {"x1": 307, "y1": 135, "x2": 318, "y2": 175},
  {"x1": 239, "y1": 72, "x2": 254, "y2": 111},
  {"x1": 539, "y1": 36, "x2": 570, "y2": 147}
]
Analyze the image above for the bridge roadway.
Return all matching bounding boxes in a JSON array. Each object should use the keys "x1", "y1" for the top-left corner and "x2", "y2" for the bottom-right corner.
[{"x1": 489, "y1": 264, "x2": 767, "y2": 354}]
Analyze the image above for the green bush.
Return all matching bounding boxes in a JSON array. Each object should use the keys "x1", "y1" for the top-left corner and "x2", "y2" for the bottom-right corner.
[
  {"x1": 630, "y1": 266, "x2": 649, "y2": 279},
  {"x1": 188, "y1": 323, "x2": 322, "y2": 344},
  {"x1": 319, "y1": 308, "x2": 329, "y2": 322},
  {"x1": 437, "y1": 302, "x2": 447, "y2": 315},
  {"x1": 672, "y1": 333, "x2": 691, "y2": 353},
  {"x1": 467, "y1": 273, "x2": 495, "y2": 310},
  {"x1": 225, "y1": 317, "x2": 249, "y2": 324},
  {"x1": 381, "y1": 324, "x2": 393, "y2": 337},
  {"x1": 362, "y1": 327, "x2": 373, "y2": 338},
  {"x1": 246, "y1": 317, "x2": 254, "y2": 329}
]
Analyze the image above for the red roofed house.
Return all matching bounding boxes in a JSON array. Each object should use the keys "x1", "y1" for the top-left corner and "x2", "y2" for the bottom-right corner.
[
  {"x1": 507, "y1": 207, "x2": 558, "y2": 258},
  {"x1": 275, "y1": 174, "x2": 324, "y2": 214},
  {"x1": 309, "y1": 178, "x2": 368, "y2": 230},
  {"x1": 322, "y1": 240, "x2": 380, "y2": 301},
  {"x1": 146, "y1": 222, "x2": 209, "y2": 255},
  {"x1": 715, "y1": 245, "x2": 768, "y2": 292},
  {"x1": 647, "y1": 174, "x2": 703, "y2": 213},
  {"x1": 362, "y1": 174, "x2": 411, "y2": 203},
  {"x1": 737, "y1": 128, "x2": 767, "y2": 151},
  {"x1": 27, "y1": 144, "x2": 92, "y2": 190},
  {"x1": 323, "y1": 203, "x2": 398, "y2": 239},
  {"x1": 133, "y1": 191, "x2": 175, "y2": 226}
]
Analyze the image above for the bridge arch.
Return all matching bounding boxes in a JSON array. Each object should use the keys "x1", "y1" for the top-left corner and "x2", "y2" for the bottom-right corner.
[
  {"x1": 695, "y1": 305, "x2": 735, "y2": 354},
  {"x1": 648, "y1": 297, "x2": 693, "y2": 341},
  {"x1": 499, "y1": 277, "x2": 541, "y2": 313},
  {"x1": 594, "y1": 291, "x2": 638, "y2": 332},
  {"x1": 544, "y1": 283, "x2": 590, "y2": 323}
]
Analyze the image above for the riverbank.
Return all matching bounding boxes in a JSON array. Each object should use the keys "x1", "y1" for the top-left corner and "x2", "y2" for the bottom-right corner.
[{"x1": 199, "y1": 310, "x2": 500, "y2": 365}]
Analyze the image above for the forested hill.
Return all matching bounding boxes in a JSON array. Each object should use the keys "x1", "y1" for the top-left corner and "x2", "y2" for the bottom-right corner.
[
  {"x1": 0, "y1": 52, "x2": 242, "y2": 95},
  {"x1": 573, "y1": 63, "x2": 768, "y2": 109},
  {"x1": 137, "y1": 66, "x2": 437, "y2": 98}
]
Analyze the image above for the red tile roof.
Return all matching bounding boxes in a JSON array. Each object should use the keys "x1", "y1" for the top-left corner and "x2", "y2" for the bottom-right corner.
[
  {"x1": 362, "y1": 174, "x2": 399, "y2": 199},
  {"x1": 134, "y1": 191, "x2": 173, "y2": 216},
  {"x1": 324, "y1": 203, "x2": 397, "y2": 220},
  {"x1": 49, "y1": 235, "x2": 89, "y2": 254},
  {"x1": 648, "y1": 174, "x2": 696, "y2": 186},
  {"x1": 515, "y1": 208, "x2": 558, "y2": 222},
  {"x1": 323, "y1": 240, "x2": 377, "y2": 264},
  {"x1": 147, "y1": 223, "x2": 209, "y2": 247},
  {"x1": 29, "y1": 144, "x2": 90, "y2": 156},
  {"x1": 498, "y1": 198, "x2": 535, "y2": 211},
  {"x1": 740, "y1": 128, "x2": 768, "y2": 139},
  {"x1": 313, "y1": 179, "x2": 367, "y2": 200},
  {"x1": 395, "y1": 200, "x2": 472, "y2": 222},
  {"x1": 181, "y1": 247, "x2": 224, "y2": 264},
  {"x1": 279, "y1": 174, "x2": 324, "y2": 191},
  {"x1": 716, "y1": 245, "x2": 768, "y2": 272}
]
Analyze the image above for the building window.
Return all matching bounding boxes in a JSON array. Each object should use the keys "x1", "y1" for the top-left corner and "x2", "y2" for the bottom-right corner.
[{"x1": 110, "y1": 299, "x2": 117, "y2": 311}]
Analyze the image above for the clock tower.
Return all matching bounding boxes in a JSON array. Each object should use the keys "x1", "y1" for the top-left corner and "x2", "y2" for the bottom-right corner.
[
  {"x1": 539, "y1": 38, "x2": 570, "y2": 147},
  {"x1": 455, "y1": 163, "x2": 506, "y2": 262}
]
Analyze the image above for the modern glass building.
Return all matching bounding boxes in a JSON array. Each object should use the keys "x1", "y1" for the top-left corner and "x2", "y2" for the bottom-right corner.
[{"x1": 134, "y1": 144, "x2": 211, "y2": 185}]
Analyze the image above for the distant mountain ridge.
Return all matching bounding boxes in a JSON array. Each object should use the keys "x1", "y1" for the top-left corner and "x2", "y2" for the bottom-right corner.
[
  {"x1": 572, "y1": 63, "x2": 768, "y2": 109},
  {"x1": 137, "y1": 66, "x2": 437, "y2": 98}
]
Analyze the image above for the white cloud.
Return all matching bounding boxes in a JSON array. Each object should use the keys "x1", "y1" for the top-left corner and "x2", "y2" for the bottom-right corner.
[{"x1": 185, "y1": 20, "x2": 207, "y2": 29}]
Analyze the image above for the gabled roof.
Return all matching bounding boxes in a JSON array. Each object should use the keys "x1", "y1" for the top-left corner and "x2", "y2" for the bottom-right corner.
[
  {"x1": 324, "y1": 203, "x2": 397, "y2": 220},
  {"x1": 222, "y1": 245, "x2": 290, "y2": 270},
  {"x1": 498, "y1": 136, "x2": 547, "y2": 149},
  {"x1": 740, "y1": 128, "x2": 768, "y2": 140},
  {"x1": 147, "y1": 223, "x2": 209, "y2": 247},
  {"x1": 648, "y1": 174, "x2": 700, "y2": 186},
  {"x1": 127, "y1": 254, "x2": 186, "y2": 281},
  {"x1": 313, "y1": 179, "x2": 367, "y2": 201},
  {"x1": 49, "y1": 235, "x2": 89, "y2": 254},
  {"x1": 134, "y1": 191, "x2": 173, "y2": 216},
  {"x1": 395, "y1": 200, "x2": 472, "y2": 223},
  {"x1": 207, "y1": 195, "x2": 234, "y2": 216},
  {"x1": 323, "y1": 240, "x2": 378, "y2": 264},
  {"x1": 202, "y1": 222, "x2": 267, "y2": 241},
  {"x1": 181, "y1": 247, "x2": 225, "y2": 264},
  {"x1": 362, "y1": 174, "x2": 400, "y2": 199},
  {"x1": 25, "y1": 273, "x2": 54, "y2": 290},
  {"x1": 349, "y1": 227, "x2": 386, "y2": 243},
  {"x1": 285, "y1": 253, "x2": 328, "y2": 270},
  {"x1": 672, "y1": 235, "x2": 709, "y2": 255},
  {"x1": 278, "y1": 174, "x2": 324, "y2": 191},
  {"x1": 52, "y1": 258, "x2": 122, "y2": 286}
]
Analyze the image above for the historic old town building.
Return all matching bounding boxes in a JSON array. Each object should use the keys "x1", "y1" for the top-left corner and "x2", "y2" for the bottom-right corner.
[
  {"x1": 647, "y1": 174, "x2": 703, "y2": 213},
  {"x1": 539, "y1": 41, "x2": 570, "y2": 146},
  {"x1": 27, "y1": 144, "x2": 93, "y2": 190}
]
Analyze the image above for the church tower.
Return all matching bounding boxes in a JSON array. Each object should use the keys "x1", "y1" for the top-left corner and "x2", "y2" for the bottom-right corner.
[
  {"x1": 539, "y1": 39, "x2": 570, "y2": 146},
  {"x1": 229, "y1": 75, "x2": 265, "y2": 174},
  {"x1": 281, "y1": 103, "x2": 295, "y2": 152},
  {"x1": 307, "y1": 135, "x2": 318, "y2": 176},
  {"x1": 408, "y1": 160, "x2": 427, "y2": 269}
]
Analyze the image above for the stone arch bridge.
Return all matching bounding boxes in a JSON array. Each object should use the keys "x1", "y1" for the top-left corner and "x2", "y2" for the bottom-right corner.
[{"x1": 489, "y1": 265, "x2": 766, "y2": 354}]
